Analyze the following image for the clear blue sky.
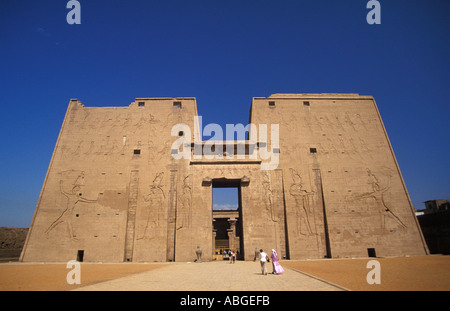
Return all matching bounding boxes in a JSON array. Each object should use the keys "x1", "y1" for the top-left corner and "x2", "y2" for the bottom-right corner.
[{"x1": 0, "y1": 1, "x2": 448, "y2": 227}]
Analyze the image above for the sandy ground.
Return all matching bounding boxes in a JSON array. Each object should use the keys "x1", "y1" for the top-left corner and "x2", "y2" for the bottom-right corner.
[
  {"x1": 0, "y1": 263, "x2": 166, "y2": 291},
  {"x1": 282, "y1": 255, "x2": 450, "y2": 291},
  {"x1": 0, "y1": 255, "x2": 448, "y2": 291}
]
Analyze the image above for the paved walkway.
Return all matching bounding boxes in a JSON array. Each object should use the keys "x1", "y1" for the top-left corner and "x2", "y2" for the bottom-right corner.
[{"x1": 73, "y1": 260, "x2": 346, "y2": 291}]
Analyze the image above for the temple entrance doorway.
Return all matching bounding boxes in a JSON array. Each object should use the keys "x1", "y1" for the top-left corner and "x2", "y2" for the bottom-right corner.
[{"x1": 212, "y1": 178, "x2": 244, "y2": 260}]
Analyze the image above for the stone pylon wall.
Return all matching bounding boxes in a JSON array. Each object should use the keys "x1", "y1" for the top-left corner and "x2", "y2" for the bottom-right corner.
[{"x1": 20, "y1": 94, "x2": 428, "y2": 262}]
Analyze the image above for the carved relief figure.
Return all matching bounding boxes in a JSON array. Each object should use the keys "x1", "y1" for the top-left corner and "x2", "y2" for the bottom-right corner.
[
  {"x1": 289, "y1": 168, "x2": 315, "y2": 235},
  {"x1": 46, "y1": 170, "x2": 97, "y2": 239},
  {"x1": 177, "y1": 174, "x2": 192, "y2": 230},
  {"x1": 357, "y1": 168, "x2": 406, "y2": 229},
  {"x1": 139, "y1": 172, "x2": 166, "y2": 240},
  {"x1": 132, "y1": 113, "x2": 159, "y2": 132},
  {"x1": 148, "y1": 139, "x2": 171, "y2": 167},
  {"x1": 262, "y1": 172, "x2": 277, "y2": 222}
]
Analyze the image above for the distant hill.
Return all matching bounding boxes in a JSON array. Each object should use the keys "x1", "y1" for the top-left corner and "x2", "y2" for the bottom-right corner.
[
  {"x1": 0, "y1": 227, "x2": 28, "y2": 249},
  {"x1": 0, "y1": 227, "x2": 29, "y2": 262}
]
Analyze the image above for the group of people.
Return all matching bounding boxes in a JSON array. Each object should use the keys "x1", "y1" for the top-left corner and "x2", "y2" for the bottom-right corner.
[
  {"x1": 218, "y1": 247, "x2": 284, "y2": 275},
  {"x1": 259, "y1": 249, "x2": 284, "y2": 275},
  {"x1": 227, "y1": 250, "x2": 236, "y2": 263}
]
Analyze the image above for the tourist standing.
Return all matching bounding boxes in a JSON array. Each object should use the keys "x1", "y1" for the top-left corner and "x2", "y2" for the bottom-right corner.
[{"x1": 259, "y1": 249, "x2": 268, "y2": 275}]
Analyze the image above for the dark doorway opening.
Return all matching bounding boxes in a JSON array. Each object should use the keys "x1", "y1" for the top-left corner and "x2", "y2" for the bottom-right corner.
[
  {"x1": 212, "y1": 178, "x2": 244, "y2": 260},
  {"x1": 367, "y1": 248, "x2": 377, "y2": 258},
  {"x1": 77, "y1": 250, "x2": 84, "y2": 262}
]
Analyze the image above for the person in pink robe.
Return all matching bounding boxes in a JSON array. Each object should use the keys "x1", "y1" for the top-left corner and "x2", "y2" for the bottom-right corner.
[{"x1": 271, "y1": 249, "x2": 284, "y2": 274}]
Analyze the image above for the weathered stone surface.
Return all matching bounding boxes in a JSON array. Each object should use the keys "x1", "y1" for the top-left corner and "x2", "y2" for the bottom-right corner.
[{"x1": 20, "y1": 94, "x2": 429, "y2": 262}]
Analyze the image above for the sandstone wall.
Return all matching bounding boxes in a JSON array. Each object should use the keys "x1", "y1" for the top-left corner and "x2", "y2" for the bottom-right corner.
[{"x1": 21, "y1": 94, "x2": 428, "y2": 262}]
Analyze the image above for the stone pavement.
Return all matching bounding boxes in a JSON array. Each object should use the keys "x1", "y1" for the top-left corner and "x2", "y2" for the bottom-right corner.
[{"x1": 73, "y1": 260, "x2": 347, "y2": 291}]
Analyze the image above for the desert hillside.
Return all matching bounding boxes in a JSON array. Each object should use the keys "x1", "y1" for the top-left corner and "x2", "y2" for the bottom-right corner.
[{"x1": 0, "y1": 227, "x2": 29, "y2": 262}]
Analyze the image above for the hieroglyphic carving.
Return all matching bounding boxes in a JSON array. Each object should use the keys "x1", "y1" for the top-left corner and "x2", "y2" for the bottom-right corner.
[
  {"x1": 132, "y1": 113, "x2": 159, "y2": 133},
  {"x1": 332, "y1": 113, "x2": 346, "y2": 132},
  {"x1": 289, "y1": 168, "x2": 315, "y2": 236},
  {"x1": 46, "y1": 170, "x2": 97, "y2": 239},
  {"x1": 147, "y1": 139, "x2": 171, "y2": 167},
  {"x1": 124, "y1": 170, "x2": 139, "y2": 261},
  {"x1": 60, "y1": 110, "x2": 164, "y2": 158},
  {"x1": 138, "y1": 172, "x2": 165, "y2": 240},
  {"x1": 177, "y1": 174, "x2": 192, "y2": 230},
  {"x1": 84, "y1": 141, "x2": 95, "y2": 155},
  {"x1": 343, "y1": 112, "x2": 357, "y2": 131}
]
